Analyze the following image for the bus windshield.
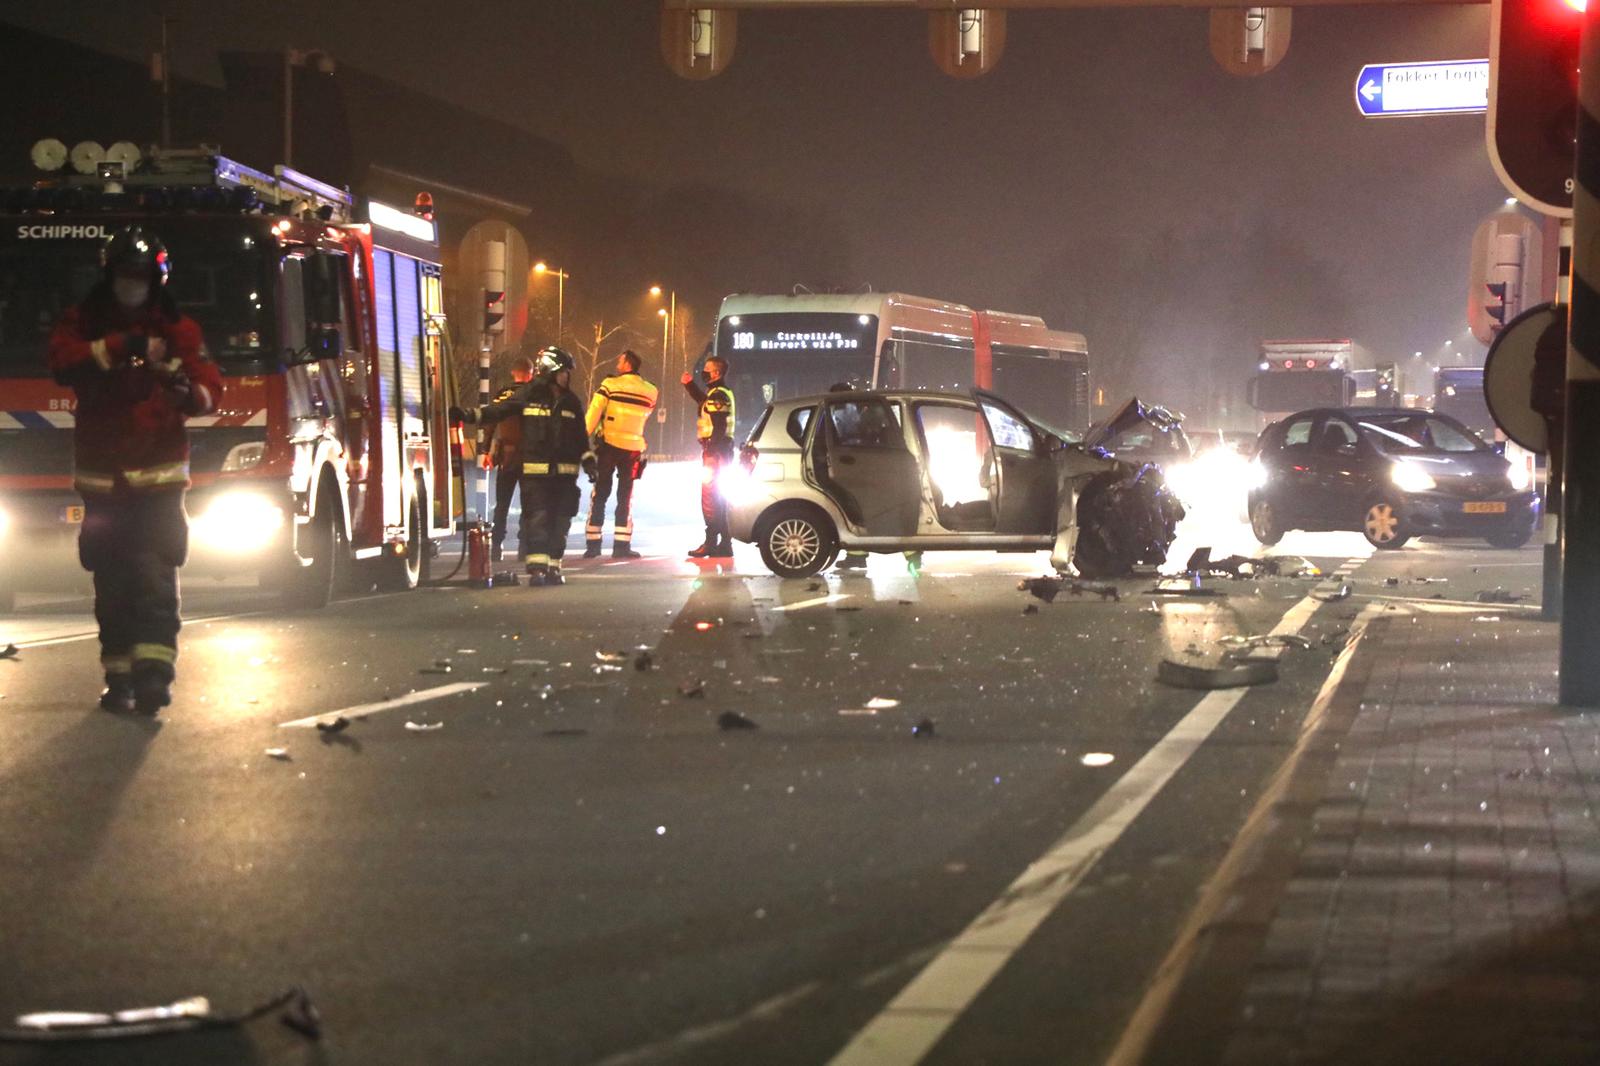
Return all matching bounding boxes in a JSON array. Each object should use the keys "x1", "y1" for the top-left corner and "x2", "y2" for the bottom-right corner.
[
  {"x1": 716, "y1": 311, "x2": 878, "y2": 419},
  {"x1": 0, "y1": 217, "x2": 277, "y2": 377}
]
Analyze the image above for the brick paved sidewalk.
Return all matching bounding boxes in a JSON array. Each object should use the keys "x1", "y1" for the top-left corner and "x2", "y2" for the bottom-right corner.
[{"x1": 1140, "y1": 607, "x2": 1600, "y2": 1066}]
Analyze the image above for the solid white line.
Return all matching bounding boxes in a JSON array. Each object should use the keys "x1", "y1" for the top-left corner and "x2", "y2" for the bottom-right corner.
[
  {"x1": 826, "y1": 555, "x2": 1366, "y2": 1066},
  {"x1": 278, "y1": 682, "x2": 488, "y2": 728},
  {"x1": 772, "y1": 593, "x2": 850, "y2": 612},
  {"x1": 12, "y1": 611, "x2": 257, "y2": 650}
]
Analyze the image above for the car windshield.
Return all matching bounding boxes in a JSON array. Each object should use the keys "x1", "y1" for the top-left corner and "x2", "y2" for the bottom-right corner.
[{"x1": 1358, "y1": 416, "x2": 1487, "y2": 454}]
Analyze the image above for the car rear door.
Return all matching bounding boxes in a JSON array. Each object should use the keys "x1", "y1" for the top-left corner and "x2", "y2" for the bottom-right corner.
[
  {"x1": 1261, "y1": 414, "x2": 1319, "y2": 525},
  {"x1": 1310, "y1": 416, "x2": 1366, "y2": 526},
  {"x1": 977, "y1": 393, "x2": 1056, "y2": 534},
  {"x1": 811, "y1": 396, "x2": 921, "y2": 536}
]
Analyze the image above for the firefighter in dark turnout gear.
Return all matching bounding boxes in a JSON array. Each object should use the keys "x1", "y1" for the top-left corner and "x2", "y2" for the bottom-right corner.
[
  {"x1": 583, "y1": 349, "x2": 658, "y2": 558},
  {"x1": 47, "y1": 226, "x2": 224, "y2": 715},
  {"x1": 453, "y1": 347, "x2": 594, "y2": 585},
  {"x1": 681, "y1": 355, "x2": 735, "y2": 558},
  {"x1": 487, "y1": 353, "x2": 537, "y2": 561}
]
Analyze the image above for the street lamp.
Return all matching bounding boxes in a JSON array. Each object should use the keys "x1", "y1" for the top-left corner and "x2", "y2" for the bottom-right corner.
[
  {"x1": 533, "y1": 261, "x2": 569, "y2": 343},
  {"x1": 283, "y1": 47, "x2": 335, "y2": 169}
]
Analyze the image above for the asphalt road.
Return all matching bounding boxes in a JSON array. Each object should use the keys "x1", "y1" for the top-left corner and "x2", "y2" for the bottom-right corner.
[{"x1": 0, "y1": 474, "x2": 1541, "y2": 1065}]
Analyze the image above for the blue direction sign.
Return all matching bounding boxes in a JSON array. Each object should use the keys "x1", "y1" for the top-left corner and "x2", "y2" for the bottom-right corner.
[{"x1": 1355, "y1": 59, "x2": 1488, "y2": 118}]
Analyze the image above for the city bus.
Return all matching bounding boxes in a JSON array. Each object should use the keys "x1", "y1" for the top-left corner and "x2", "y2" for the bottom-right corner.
[{"x1": 711, "y1": 292, "x2": 1091, "y2": 436}]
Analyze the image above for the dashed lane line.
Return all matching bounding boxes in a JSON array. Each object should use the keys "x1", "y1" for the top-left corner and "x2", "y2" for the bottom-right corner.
[
  {"x1": 826, "y1": 555, "x2": 1370, "y2": 1066},
  {"x1": 278, "y1": 682, "x2": 489, "y2": 729}
]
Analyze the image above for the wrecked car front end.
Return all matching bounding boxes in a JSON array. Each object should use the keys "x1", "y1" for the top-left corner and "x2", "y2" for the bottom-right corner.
[{"x1": 1052, "y1": 399, "x2": 1187, "y2": 578}]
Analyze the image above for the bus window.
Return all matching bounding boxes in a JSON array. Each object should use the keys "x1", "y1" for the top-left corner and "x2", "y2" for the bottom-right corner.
[{"x1": 893, "y1": 333, "x2": 974, "y2": 392}]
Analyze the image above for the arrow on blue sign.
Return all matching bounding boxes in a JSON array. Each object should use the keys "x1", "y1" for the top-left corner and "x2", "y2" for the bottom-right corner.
[{"x1": 1354, "y1": 59, "x2": 1488, "y2": 118}]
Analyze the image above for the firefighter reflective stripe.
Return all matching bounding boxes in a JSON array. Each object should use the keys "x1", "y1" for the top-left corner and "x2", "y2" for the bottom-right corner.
[
  {"x1": 131, "y1": 642, "x2": 177, "y2": 666},
  {"x1": 74, "y1": 471, "x2": 117, "y2": 493},
  {"x1": 614, "y1": 515, "x2": 633, "y2": 543},
  {"x1": 524, "y1": 552, "x2": 550, "y2": 566},
  {"x1": 522, "y1": 405, "x2": 552, "y2": 417},
  {"x1": 561, "y1": 409, "x2": 577, "y2": 419},
  {"x1": 587, "y1": 373, "x2": 659, "y2": 451},
  {"x1": 696, "y1": 385, "x2": 734, "y2": 441},
  {"x1": 89, "y1": 338, "x2": 112, "y2": 370},
  {"x1": 522, "y1": 462, "x2": 580, "y2": 475},
  {"x1": 123, "y1": 461, "x2": 190, "y2": 488},
  {"x1": 101, "y1": 654, "x2": 132, "y2": 675}
]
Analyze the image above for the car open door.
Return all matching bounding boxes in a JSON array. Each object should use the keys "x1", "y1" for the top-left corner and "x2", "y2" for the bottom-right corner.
[
  {"x1": 977, "y1": 392, "x2": 1056, "y2": 534},
  {"x1": 811, "y1": 396, "x2": 921, "y2": 536}
]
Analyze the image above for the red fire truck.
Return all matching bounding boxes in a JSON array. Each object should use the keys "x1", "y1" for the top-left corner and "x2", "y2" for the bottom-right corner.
[{"x1": 0, "y1": 144, "x2": 463, "y2": 610}]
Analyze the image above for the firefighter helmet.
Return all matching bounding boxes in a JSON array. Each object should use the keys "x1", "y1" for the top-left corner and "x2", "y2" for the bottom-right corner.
[
  {"x1": 102, "y1": 225, "x2": 170, "y2": 285},
  {"x1": 535, "y1": 346, "x2": 575, "y2": 377}
]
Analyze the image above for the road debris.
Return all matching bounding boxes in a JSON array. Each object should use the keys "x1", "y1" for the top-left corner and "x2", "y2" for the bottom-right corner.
[
  {"x1": 1157, "y1": 658, "x2": 1279, "y2": 690},
  {"x1": 634, "y1": 650, "x2": 654, "y2": 672},
  {"x1": 866, "y1": 697, "x2": 900, "y2": 709},
  {"x1": 404, "y1": 721, "x2": 444, "y2": 732},
  {"x1": 592, "y1": 663, "x2": 624, "y2": 675},
  {"x1": 717, "y1": 711, "x2": 758, "y2": 731},
  {"x1": 1022, "y1": 603, "x2": 1039, "y2": 615},
  {"x1": 1218, "y1": 634, "x2": 1313, "y2": 653},
  {"x1": 314, "y1": 717, "x2": 350, "y2": 735},
  {"x1": 1070, "y1": 581, "x2": 1120, "y2": 601},
  {"x1": 0, "y1": 644, "x2": 17, "y2": 660},
  {"x1": 1080, "y1": 752, "x2": 1115, "y2": 767},
  {"x1": 264, "y1": 748, "x2": 291, "y2": 761},
  {"x1": 1311, "y1": 583, "x2": 1352, "y2": 603},
  {"x1": 1475, "y1": 588, "x2": 1527, "y2": 604},
  {"x1": 2, "y1": 987, "x2": 319, "y2": 1043},
  {"x1": 678, "y1": 680, "x2": 706, "y2": 699},
  {"x1": 912, "y1": 718, "x2": 937, "y2": 738},
  {"x1": 594, "y1": 650, "x2": 629, "y2": 664},
  {"x1": 1018, "y1": 576, "x2": 1065, "y2": 603}
]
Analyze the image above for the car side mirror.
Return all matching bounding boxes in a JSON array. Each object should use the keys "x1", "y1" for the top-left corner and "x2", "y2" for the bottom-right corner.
[{"x1": 288, "y1": 325, "x2": 342, "y2": 365}]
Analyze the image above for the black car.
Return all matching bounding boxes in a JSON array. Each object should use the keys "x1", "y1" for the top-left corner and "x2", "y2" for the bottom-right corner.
[{"x1": 1247, "y1": 408, "x2": 1540, "y2": 550}]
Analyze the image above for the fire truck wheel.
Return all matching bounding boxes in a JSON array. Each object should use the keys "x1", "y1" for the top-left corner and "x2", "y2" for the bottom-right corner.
[
  {"x1": 275, "y1": 483, "x2": 344, "y2": 609},
  {"x1": 379, "y1": 490, "x2": 427, "y2": 592}
]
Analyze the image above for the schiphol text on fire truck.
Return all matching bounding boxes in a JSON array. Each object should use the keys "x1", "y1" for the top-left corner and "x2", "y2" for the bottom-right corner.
[{"x1": 0, "y1": 139, "x2": 467, "y2": 611}]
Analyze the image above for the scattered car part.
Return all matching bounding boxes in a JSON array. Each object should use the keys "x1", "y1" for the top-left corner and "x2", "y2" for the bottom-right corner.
[
  {"x1": 912, "y1": 718, "x2": 937, "y2": 738},
  {"x1": 717, "y1": 711, "x2": 758, "y2": 730},
  {"x1": 1157, "y1": 658, "x2": 1279, "y2": 689},
  {"x1": 2, "y1": 987, "x2": 319, "y2": 1043}
]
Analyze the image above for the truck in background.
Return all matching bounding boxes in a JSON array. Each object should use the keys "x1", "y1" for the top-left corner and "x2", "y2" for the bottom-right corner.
[{"x1": 1246, "y1": 339, "x2": 1356, "y2": 427}]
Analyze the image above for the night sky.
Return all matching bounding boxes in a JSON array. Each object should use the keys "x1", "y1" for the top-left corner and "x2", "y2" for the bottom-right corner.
[{"x1": 6, "y1": 0, "x2": 1512, "y2": 418}]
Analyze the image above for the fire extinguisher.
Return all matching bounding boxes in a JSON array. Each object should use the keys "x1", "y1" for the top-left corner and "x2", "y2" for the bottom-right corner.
[{"x1": 466, "y1": 522, "x2": 493, "y2": 588}]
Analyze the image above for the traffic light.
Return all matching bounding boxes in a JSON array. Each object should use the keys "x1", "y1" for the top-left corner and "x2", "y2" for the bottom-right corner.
[
  {"x1": 1486, "y1": 281, "x2": 1511, "y2": 331},
  {"x1": 1488, "y1": 0, "x2": 1584, "y2": 215},
  {"x1": 483, "y1": 287, "x2": 505, "y2": 334}
]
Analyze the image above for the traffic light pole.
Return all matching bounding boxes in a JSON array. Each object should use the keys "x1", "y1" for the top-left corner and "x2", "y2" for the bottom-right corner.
[
  {"x1": 1543, "y1": 222, "x2": 1570, "y2": 621},
  {"x1": 1559, "y1": 4, "x2": 1600, "y2": 706}
]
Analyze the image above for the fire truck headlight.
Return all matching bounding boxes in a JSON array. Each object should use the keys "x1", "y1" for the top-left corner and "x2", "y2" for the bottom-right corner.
[
  {"x1": 193, "y1": 492, "x2": 285, "y2": 553},
  {"x1": 220, "y1": 442, "x2": 267, "y2": 473}
]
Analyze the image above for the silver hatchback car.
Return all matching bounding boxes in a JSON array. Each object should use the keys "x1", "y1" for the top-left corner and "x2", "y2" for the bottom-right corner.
[{"x1": 720, "y1": 389, "x2": 1184, "y2": 579}]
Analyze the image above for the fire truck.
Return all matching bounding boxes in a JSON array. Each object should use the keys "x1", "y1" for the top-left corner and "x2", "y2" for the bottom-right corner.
[{"x1": 0, "y1": 143, "x2": 463, "y2": 610}]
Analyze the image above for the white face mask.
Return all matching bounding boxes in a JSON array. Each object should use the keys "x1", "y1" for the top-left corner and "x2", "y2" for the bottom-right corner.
[{"x1": 113, "y1": 278, "x2": 151, "y2": 310}]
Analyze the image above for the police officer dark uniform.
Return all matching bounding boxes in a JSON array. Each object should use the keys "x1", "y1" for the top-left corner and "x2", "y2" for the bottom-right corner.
[
  {"x1": 487, "y1": 353, "x2": 537, "y2": 561},
  {"x1": 681, "y1": 355, "x2": 735, "y2": 559},
  {"x1": 47, "y1": 225, "x2": 224, "y2": 714},
  {"x1": 453, "y1": 347, "x2": 594, "y2": 585},
  {"x1": 583, "y1": 349, "x2": 658, "y2": 559}
]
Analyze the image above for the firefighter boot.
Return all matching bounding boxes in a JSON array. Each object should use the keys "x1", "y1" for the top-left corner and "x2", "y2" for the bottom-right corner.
[
  {"x1": 491, "y1": 537, "x2": 504, "y2": 563},
  {"x1": 707, "y1": 534, "x2": 734, "y2": 559},
  {"x1": 583, "y1": 541, "x2": 602, "y2": 558},
  {"x1": 543, "y1": 561, "x2": 566, "y2": 586},
  {"x1": 99, "y1": 673, "x2": 136, "y2": 714},
  {"x1": 612, "y1": 543, "x2": 641, "y2": 560},
  {"x1": 687, "y1": 533, "x2": 716, "y2": 559},
  {"x1": 131, "y1": 664, "x2": 172, "y2": 716}
]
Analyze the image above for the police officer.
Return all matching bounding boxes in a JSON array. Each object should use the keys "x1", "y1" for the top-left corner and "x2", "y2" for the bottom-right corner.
[
  {"x1": 583, "y1": 349, "x2": 658, "y2": 559},
  {"x1": 453, "y1": 347, "x2": 594, "y2": 585},
  {"x1": 487, "y1": 353, "x2": 537, "y2": 561},
  {"x1": 47, "y1": 226, "x2": 223, "y2": 714},
  {"x1": 681, "y1": 355, "x2": 735, "y2": 559}
]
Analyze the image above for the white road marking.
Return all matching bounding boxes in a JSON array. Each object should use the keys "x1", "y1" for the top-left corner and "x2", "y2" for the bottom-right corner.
[
  {"x1": 827, "y1": 555, "x2": 1370, "y2": 1066},
  {"x1": 10, "y1": 611, "x2": 258, "y2": 649},
  {"x1": 772, "y1": 593, "x2": 851, "y2": 612},
  {"x1": 278, "y1": 682, "x2": 488, "y2": 728}
]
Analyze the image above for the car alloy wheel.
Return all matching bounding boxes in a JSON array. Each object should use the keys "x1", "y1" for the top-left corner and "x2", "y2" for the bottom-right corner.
[
  {"x1": 1250, "y1": 500, "x2": 1282, "y2": 546},
  {"x1": 1363, "y1": 500, "x2": 1409, "y2": 549},
  {"x1": 769, "y1": 518, "x2": 822, "y2": 571}
]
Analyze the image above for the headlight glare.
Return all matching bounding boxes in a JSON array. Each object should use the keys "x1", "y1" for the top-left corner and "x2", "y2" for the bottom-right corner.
[
  {"x1": 192, "y1": 491, "x2": 285, "y2": 553},
  {"x1": 1506, "y1": 460, "x2": 1532, "y2": 492},
  {"x1": 1390, "y1": 462, "x2": 1436, "y2": 493},
  {"x1": 220, "y1": 442, "x2": 267, "y2": 473}
]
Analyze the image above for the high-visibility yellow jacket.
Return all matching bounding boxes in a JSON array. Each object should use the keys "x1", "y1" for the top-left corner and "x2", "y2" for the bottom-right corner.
[{"x1": 585, "y1": 372, "x2": 658, "y2": 452}]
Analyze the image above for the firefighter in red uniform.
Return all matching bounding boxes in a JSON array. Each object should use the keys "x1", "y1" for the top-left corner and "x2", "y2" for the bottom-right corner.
[{"x1": 47, "y1": 226, "x2": 223, "y2": 715}]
